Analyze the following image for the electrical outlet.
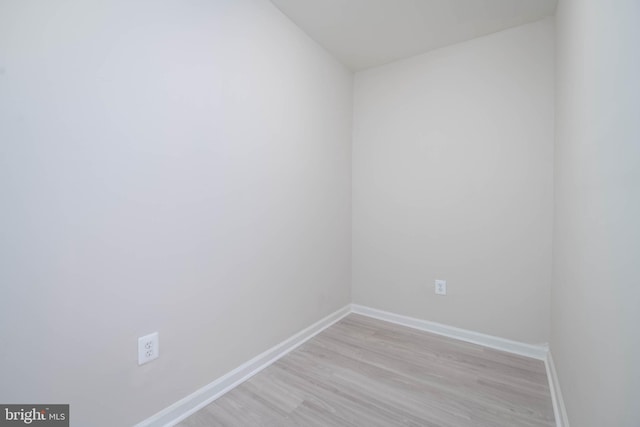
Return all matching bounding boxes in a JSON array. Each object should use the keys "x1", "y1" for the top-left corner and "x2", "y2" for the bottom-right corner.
[
  {"x1": 435, "y1": 279, "x2": 447, "y2": 296},
  {"x1": 138, "y1": 332, "x2": 159, "y2": 365}
]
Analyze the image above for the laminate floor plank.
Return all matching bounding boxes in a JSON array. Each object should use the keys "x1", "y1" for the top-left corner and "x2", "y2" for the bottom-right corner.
[{"x1": 178, "y1": 314, "x2": 555, "y2": 427}]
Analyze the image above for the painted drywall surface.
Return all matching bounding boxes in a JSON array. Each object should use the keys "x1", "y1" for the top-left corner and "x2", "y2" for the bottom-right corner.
[
  {"x1": 352, "y1": 18, "x2": 554, "y2": 344},
  {"x1": 552, "y1": 1, "x2": 640, "y2": 425},
  {"x1": 0, "y1": 0, "x2": 352, "y2": 425},
  {"x1": 270, "y1": 0, "x2": 557, "y2": 71}
]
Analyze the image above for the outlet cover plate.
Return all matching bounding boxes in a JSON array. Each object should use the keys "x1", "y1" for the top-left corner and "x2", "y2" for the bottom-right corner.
[
  {"x1": 138, "y1": 332, "x2": 159, "y2": 365},
  {"x1": 435, "y1": 279, "x2": 447, "y2": 296}
]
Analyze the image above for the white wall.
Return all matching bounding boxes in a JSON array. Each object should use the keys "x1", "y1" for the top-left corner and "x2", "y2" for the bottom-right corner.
[
  {"x1": 552, "y1": 0, "x2": 640, "y2": 425},
  {"x1": 352, "y1": 18, "x2": 555, "y2": 344},
  {"x1": 0, "y1": 1, "x2": 352, "y2": 425}
]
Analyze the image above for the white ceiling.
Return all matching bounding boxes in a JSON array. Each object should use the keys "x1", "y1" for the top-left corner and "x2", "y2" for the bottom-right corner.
[{"x1": 269, "y1": 0, "x2": 557, "y2": 71}]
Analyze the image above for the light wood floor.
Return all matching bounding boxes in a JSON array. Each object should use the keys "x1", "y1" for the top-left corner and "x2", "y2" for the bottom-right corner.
[{"x1": 178, "y1": 314, "x2": 555, "y2": 427}]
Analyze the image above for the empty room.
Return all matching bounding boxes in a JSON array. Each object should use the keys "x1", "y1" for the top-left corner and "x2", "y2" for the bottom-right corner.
[{"x1": 1, "y1": 0, "x2": 638, "y2": 426}]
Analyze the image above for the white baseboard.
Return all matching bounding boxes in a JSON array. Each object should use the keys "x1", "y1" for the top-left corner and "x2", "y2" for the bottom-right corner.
[
  {"x1": 351, "y1": 304, "x2": 549, "y2": 360},
  {"x1": 134, "y1": 304, "x2": 351, "y2": 427},
  {"x1": 135, "y1": 303, "x2": 563, "y2": 427},
  {"x1": 545, "y1": 351, "x2": 570, "y2": 427}
]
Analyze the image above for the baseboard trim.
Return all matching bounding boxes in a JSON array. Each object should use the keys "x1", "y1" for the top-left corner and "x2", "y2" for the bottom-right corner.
[
  {"x1": 545, "y1": 351, "x2": 570, "y2": 427},
  {"x1": 133, "y1": 304, "x2": 351, "y2": 427},
  {"x1": 351, "y1": 304, "x2": 549, "y2": 360},
  {"x1": 135, "y1": 303, "x2": 561, "y2": 427}
]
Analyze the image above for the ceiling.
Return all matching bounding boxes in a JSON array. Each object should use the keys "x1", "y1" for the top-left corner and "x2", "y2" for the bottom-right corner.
[{"x1": 269, "y1": 0, "x2": 557, "y2": 71}]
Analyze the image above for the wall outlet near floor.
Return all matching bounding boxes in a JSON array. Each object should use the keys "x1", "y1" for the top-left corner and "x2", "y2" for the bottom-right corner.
[
  {"x1": 138, "y1": 332, "x2": 159, "y2": 365},
  {"x1": 435, "y1": 279, "x2": 447, "y2": 296}
]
